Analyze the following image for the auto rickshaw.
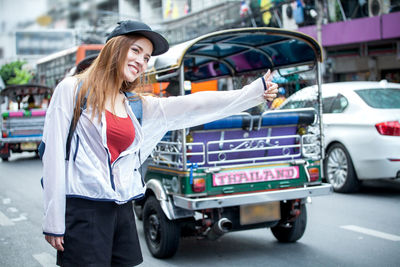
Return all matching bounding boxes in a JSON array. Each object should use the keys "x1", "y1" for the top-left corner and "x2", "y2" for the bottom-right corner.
[
  {"x1": 134, "y1": 27, "x2": 332, "y2": 259},
  {"x1": 0, "y1": 84, "x2": 53, "y2": 161}
]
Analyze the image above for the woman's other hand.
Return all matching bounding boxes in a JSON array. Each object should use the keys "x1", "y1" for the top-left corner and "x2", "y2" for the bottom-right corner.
[
  {"x1": 263, "y1": 70, "x2": 279, "y2": 102},
  {"x1": 45, "y1": 235, "x2": 64, "y2": 251}
]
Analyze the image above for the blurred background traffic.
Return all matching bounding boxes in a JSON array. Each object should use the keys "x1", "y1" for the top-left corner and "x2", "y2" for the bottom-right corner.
[
  {"x1": 0, "y1": 0, "x2": 400, "y2": 188},
  {"x1": 1, "y1": 0, "x2": 400, "y2": 91}
]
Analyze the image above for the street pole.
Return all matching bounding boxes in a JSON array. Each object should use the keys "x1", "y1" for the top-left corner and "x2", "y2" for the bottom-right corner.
[
  {"x1": 246, "y1": 0, "x2": 257, "y2": 27},
  {"x1": 315, "y1": 0, "x2": 324, "y2": 81},
  {"x1": 316, "y1": 0, "x2": 323, "y2": 48},
  {"x1": 315, "y1": 0, "x2": 325, "y2": 173}
]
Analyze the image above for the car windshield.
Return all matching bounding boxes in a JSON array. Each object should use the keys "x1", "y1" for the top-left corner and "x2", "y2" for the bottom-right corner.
[{"x1": 355, "y1": 88, "x2": 400, "y2": 109}]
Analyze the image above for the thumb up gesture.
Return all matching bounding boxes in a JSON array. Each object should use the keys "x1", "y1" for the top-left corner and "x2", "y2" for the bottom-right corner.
[{"x1": 262, "y1": 70, "x2": 279, "y2": 102}]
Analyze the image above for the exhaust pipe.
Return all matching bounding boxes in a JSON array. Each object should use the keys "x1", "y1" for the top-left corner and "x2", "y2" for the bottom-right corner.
[{"x1": 206, "y1": 218, "x2": 233, "y2": 240}]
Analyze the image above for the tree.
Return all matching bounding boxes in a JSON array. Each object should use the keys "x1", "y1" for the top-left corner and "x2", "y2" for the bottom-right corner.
[{"x1": 0, "y1": 60, "x2": 33, "y2": 85}]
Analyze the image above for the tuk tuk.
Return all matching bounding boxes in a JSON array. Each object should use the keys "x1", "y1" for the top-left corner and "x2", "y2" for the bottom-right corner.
[
  {"x1": 0, "y1": 84, "x2": 53, "y2": 161},
  {"x1": 135, "y1": 27, "x2": 332, "y2": 258}
]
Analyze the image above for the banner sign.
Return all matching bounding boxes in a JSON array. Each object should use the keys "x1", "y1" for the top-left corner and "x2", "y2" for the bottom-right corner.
[{"x1": 213, "y1": 166, "x2": 299, "y2": 186}]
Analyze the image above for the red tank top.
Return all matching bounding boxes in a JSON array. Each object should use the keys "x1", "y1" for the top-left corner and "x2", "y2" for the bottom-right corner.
[{"x1": 105, "y1": 110, "x2": 135, "y2": 163}]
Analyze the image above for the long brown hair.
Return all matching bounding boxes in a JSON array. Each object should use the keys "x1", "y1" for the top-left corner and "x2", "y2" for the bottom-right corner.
[{"x1": 73, "y1": 35, "x2": 148, "y2": 123}]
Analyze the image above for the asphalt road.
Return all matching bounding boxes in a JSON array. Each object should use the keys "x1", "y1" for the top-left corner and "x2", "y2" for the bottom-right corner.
[{"x1": 1, "y1": 152, "x2": 400, "y2": 267}]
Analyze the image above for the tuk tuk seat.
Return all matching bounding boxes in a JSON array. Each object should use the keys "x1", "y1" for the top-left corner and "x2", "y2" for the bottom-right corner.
[
  {"x1": 185, "y1": 108, "x2": 317, "y2": 167},
  {"x1": 191, "y1": 108, "x2": 316, "y2": 131}
]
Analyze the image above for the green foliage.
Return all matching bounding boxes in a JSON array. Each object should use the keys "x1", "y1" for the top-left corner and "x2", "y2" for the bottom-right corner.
[
  {"x1": 0, "y1": 60, "x2": 32, "y2": 85},
  {"x1": 7, "y1": 68, "x2": 32, "y2": 85},
  {"x1": 0, "y1": 61, "x2": 24, "y2": 83}
]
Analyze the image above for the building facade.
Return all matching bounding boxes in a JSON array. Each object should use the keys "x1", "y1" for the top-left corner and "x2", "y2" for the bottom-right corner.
[
  {"x1": 295, "y1": 0, "x2": 400, "y2": 83},
  {"x1": 0, "y1": 0, "x2": 48, "y2": 66},
  {"x1": 1, "y1": 0, "x2": 399, "y2": 83}
]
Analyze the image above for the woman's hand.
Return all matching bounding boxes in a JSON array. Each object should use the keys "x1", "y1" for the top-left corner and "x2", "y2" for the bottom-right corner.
[
  {"x1": 263, "y1": 70, "x2": 279, "y2": 102},
  {"x1": 45, "y1": 235, "x2": 64, "y2": 251}
]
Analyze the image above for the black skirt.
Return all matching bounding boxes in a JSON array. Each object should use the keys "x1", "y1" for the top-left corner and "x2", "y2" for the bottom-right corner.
[{"x1": 56, "y1": 197, "x2": 143, "y2": 267}]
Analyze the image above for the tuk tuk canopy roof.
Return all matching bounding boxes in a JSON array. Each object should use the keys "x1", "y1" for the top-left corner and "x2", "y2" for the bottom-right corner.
[
  {"x1": 146, "y1": 28, "x2": 323, "y2": 82},
  {"x1": 0, "y1": 84, "x2": 53, "y2": 102}
]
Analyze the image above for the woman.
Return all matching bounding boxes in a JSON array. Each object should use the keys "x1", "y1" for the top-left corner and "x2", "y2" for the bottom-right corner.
[{"x1": 42, "y1": 20, "x2": 278, "y2": 266}]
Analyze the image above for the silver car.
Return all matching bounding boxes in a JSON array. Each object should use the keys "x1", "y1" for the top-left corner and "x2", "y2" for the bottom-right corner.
[{"x1": 279, "y1": 81, "x2": 400, "y2": 192}]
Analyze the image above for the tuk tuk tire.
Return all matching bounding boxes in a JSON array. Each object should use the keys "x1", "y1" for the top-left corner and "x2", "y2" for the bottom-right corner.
[
  {"x1": 271, "y1": 204, "x2": 307, "y2": 243},
  {"x1": 143, "y1": 196, "x2": 180, "y2": 258},
  {"x1": 1, "y1": 156, "x2": 9, "y2": 162}
]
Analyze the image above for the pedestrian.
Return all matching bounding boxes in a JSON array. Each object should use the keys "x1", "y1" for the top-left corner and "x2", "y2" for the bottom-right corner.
[{"x1": 41, "y1": 20, "x2": 278, "y2": 266}]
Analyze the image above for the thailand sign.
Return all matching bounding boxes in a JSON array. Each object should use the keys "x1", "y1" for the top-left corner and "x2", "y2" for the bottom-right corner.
[{"x1": 213, "y1": 166, "x2": 299, "y2": 186}]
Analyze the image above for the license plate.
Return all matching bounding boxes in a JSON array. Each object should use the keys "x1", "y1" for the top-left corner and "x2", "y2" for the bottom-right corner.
[
  {"x1": 213, "y1": 166, "x2": 299, "y2": 186},
  {"x1": 21, "y1": 142, "x2": 37, "y2": 151},
  {"x1": 240, "y1": 202, "x2": 281, "y2": 225}
]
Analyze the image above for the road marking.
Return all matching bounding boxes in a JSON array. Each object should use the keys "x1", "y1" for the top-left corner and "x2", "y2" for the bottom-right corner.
[
  {"x1": 11, "y1": 213, "x2": 27, "y2": 222},
  {"x1": 7, "y1": 207, "x2": 18, "y2": 213},
  {"x1": 33, "y1": 252, "x2": 56, "y2": 267},
  {"x1": 2, "y1": 198, "x2": 11, "y2": 204},
  {"x1": 0, "y1": 211, "x2": 15, "y2": 226},
  {"x1": 341, "y1": 225, "x2": 400, "y2": 241}
]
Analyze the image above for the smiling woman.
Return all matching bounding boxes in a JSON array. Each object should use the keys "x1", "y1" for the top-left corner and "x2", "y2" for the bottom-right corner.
[
  {"x1": 40, "y1": 20, "x2": 278, "y2": 266},
  {"x1": 124, "y1": 38, "x2": 153, "y2": 83}
]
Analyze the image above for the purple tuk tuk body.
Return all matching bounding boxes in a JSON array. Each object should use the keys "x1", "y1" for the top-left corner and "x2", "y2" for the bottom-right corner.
[{"x1": 189, "y1": 125, "x2": 298, "y2": 167}]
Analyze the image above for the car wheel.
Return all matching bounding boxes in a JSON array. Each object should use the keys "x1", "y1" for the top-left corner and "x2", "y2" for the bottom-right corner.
[
  {"x1": 143, "y1": 196, "x2": 180, "y2": 258},
  {"x1": 324, "y1": 143, "x2": 359, "y2": 193},
  {"x1": 271, "y1": 204, "x2": 307, "y2": 243}
]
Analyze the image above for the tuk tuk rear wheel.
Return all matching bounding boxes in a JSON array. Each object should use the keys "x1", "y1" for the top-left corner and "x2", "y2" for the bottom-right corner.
[
  {"x1": 143, "y1": 196, "x2": 180, "y2": 258},
  {"x1": 1, "y1": 156, "x2": 8, "y2": 161},
  {"x1": 271, "y1": 204, "x2": 307, "y2": 242}
]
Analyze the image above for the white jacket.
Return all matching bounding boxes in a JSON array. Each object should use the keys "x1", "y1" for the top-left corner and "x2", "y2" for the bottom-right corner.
[{"x1": 41, "y1": 76, "x2": 266, "y2": 236}]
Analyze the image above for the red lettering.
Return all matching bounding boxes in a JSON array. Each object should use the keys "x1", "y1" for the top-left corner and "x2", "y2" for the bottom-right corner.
[
  {"x1": 250, "y1": 171, "x2": 261, "y2": 181},
  {"x1": 228, "y1": 174, "x2": 236, "y2": 185},
  {"x1": 254, "y1": 171, "x2": 263, "y2": 181},
  {"x1": 215, "y1": 174, "x2": 228, "y2": 186},
  {"x1": 263, "y1": 170, "x2": 275, "y2": 180},
  {"x1": 239, "y1": 172, "x2": 248, "y2": 183},
  {"x1": 215, "y1": 167, "x2": 299, "y2": 185},
  {"x1": 276, "y1": 169, "x2": 284, "y2": 178}
]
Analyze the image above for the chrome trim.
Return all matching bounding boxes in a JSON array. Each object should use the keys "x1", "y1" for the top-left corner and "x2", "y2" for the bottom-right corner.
[
  {"x1": 173, "y1": 183, "x2": 332, "y2": 210},
  {"x1": 155, "y1": 71, "x2": 178, "y2": 81},
  {"x1": 152, "y1": 134, "x2": 319, "y2": 168},
  {"x1": 317, "y1": 61, "x2": 325, "y2": 179},
  {"x1": 146, "y1": 180, "x2": 168, "y2": 201},
  {"x1": 151, "y1": 111, "x2": 320, "y2": 169},
  {"x1": 0, "y1": 137, "x2": 42, "y2": 143},
  {"x1": 179, "y1": 64, "x2": 188, "y2": 171},
  {"x1": 146, "y1": 179, "x2": 194, "y2": 220}
]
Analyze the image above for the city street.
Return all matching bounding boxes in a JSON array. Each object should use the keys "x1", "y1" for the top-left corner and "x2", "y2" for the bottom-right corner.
[
  {"x1": 1, "y1": 1, "x2": 399, "y2": 266},
  {"x1": 1, "y1": 152, "x2": 400, "y2": 267}
]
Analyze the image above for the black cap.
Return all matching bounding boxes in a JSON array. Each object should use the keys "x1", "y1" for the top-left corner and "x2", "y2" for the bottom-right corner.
[{"x1": 106, "y1": 20, "x2": 169, "y2": 56}]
